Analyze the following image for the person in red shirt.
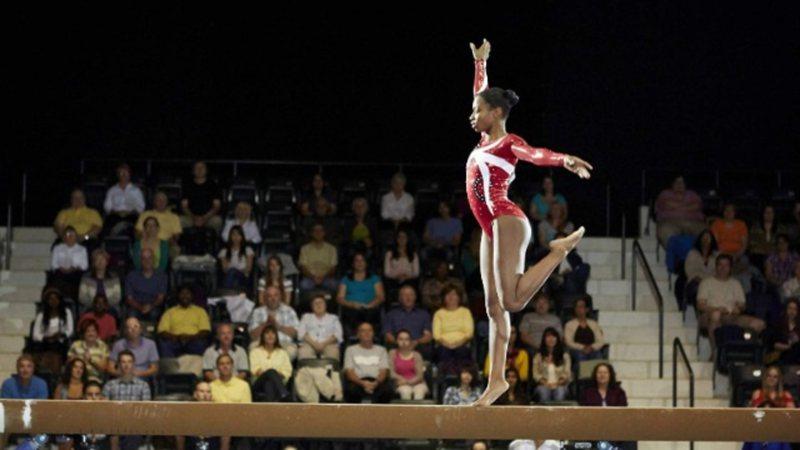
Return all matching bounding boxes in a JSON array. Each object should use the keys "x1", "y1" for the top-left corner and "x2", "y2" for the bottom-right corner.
[
  {"x1": 78, "y1": 294, "x2": 118, "y2": 342},
  {"x1": 750, "y1": 365, "x2": 795, "y2": 408}
]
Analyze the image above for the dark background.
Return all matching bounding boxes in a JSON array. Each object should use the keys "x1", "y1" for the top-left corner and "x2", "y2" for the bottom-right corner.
[{"x1": 5, "y1": 4, "x2": 800, "y2": 230}]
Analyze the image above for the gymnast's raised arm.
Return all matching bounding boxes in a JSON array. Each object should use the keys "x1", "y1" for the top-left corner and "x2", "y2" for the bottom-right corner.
[{"x1": 470, "y1": 38, "x2": 490, "y2": 95}]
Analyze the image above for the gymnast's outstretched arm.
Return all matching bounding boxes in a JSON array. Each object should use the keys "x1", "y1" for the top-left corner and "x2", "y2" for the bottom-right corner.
[{"x1": 511, "y1": 138, "x2": 594, "y2": 179}]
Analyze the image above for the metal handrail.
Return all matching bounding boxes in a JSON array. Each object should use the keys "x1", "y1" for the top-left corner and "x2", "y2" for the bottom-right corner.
[
  {"x1": 3, "y1": 204, "x2": 11, "y2": 272},
  {"x1": 673, "y1": 337, "x2": 695, "y2": 450},
  {"x1": 620, "y1": 214, "x2": 627, "y2": 280},
  {"x1": 631, "y1": 239, "x2": 665, "y2": 378}
]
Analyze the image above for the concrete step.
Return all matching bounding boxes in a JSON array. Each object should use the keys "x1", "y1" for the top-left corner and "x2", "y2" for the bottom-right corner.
[
  {"x1": 11, "y1": 241, "x2": 53, "y2": 256},
  {"x1": 13, "y1": 227, "x2": 57, "y2": 243},
  {"x1": 0, "y1": 353, "x2": 19, "y2": 372},
  {"x1": 0, "y1": 335, "x2": 25, "y2": 352},
  {"x1": 614, "y1": 360, "x2": 714, "y2": 380},
  {"x1": 599, "y1": 311, "x2": 685, "y2": 328},
  {"x1": 604, "y1": 327, "x2": 696, "y2": 344},
  {"x1": 10, "y1": 255, "x2": 52, "y2": 271},
  {"x1": 0, "y1": 301, "x2": 37, "y2": 318},
  {"x1": 587, "y1": 279, "x2": 671, "y2": 297},
  {"x1": 1, "y1": 270, "x2": 47, "y2": 287},
  {"x1": 638, "y1": 441, "x2": 739, "y2": 450},
  {"x1": 591, "y1": 294, "x2": 679, "y2": 312},
  {"x1": 0, "y1": 286, "x2": 44, "y2": 302},
  {"x1": 610, "y1": 343, "x2": 699, "y2": 362},
  {"x1": 0, "y1": 317, "x2": 29, "y2": 336},
  {"x1": 577, "y1": 237, "x2": 623, "y2": 252},
  {"x1": 590, "y1": 264, "x2": 671, "y2": 282},
  {"x1": 623, "y1": 378, "x2": 714, "y2": 399}
]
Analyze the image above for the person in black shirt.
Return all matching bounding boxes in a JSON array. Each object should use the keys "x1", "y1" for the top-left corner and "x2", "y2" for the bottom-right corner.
[{"x1": 180, "y1": 161, "x2": 223, "y2": 233}]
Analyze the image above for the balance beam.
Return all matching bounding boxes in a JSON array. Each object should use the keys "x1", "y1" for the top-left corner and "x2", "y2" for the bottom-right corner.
[{"x1": 1, "y1": 401, "x2": 799, "y2": 441}]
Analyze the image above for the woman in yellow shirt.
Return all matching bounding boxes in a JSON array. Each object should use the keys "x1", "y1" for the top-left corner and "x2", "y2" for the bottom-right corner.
[
  {"x1": 432, "y1": 283, "x2": 474, "y2": 376},
  {"x1": 249, "y1": 325, "x2": 292, "y2": 401}
]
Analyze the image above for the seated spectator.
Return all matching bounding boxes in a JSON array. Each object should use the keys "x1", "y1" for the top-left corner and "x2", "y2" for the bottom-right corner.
[
  {"x1": 297, "y1": 294, "x2": 343, "y2": 361},
  {"x1": 248, "y1": 285, "x2": 299, "y2": 359},
  {"x1": 772, "y1": 298, "x2": 799, "y2": 365},
  {"x1": 748, "y1": 205, "x2": 786, "y2": 271},
  {"x1": 211, "y1": 354, "x2": 252, "y2": 404},
  {"x1": 564, "y1": 296, "x2": 606, "y2": 363},
  {"x1": 135, "y1": 190, "x2": 182, "y2": 253},
  {"x1": 222, "y1": 201, "x2": 262, "y2": 244},
  {"x1": 78, "y1": 294, "x2": 118, "y2": 342},
  {"x1": 31, "y1": 287, "x2": 74, "y2": 375},
  {"x1": 218, "y1": 225, "x2": 255, "y2": 290},
  {"x1": 750, "y1": 365, "x2": 796, "y2": 408},
  {"x1": 380, "y1": 172, "x2": 414, "y2": 229},
  {"x1": 460, "y1": 229, "x2": 483, "y2": 293},
  {"x1": 421, "y1": 260, "x2": 466, "y2": 311},
  {"x1": 781, "y1": 262, "x2": 800, "y2": 301},
  {"x1": 298, "y1": 222, "x2": 339, "y2": 293},
  {"x1": 697, "y1": 255, "x2": 766, "y2": 354},
  {"x1": 519, "y1": 293, "x2": 562, "y2": 352},
  {"x1": 788, "y1": 202, "x2": 800, "y2": 246},
  {"x1": 1, "y1": 354, "x2": 48, "y2": 399},
  {"x1": 337, "y1": 251, "x2": 385, "y2": 335},
  {"x1": 77, "y1": 381, "x2": 109, "y2": 450},
  {"x1": 579, "y1": 362, "x2": 628, "y2": 406},
  {"x1": 249, "y1": 325, "x2": 292, "y2": 402},
  {"x1": 389, "y1": 329, "x2": 429, "y2": 401},
  {"x1": 532, "y1": 327, "x2": 571, "y2": 403},
  {"x1": 342, "y1": 197, "x2": 377, "y2": 257},
  {"x1": 537, "y1": 203, "x2": 574, "y2": 248},
  {"x1": 654, "y1": 175, "x2": 705, "y2": 247},
  {"x1": 433, "y1": 283, "x2": 474, "y2": 376},
  {"x1": 530, "y1": 175, "x2": 567, "y2": 222},
  {"x1": 300, "y1": 173, "x2": 337, "y2": 217},
  {"x1": 261, "y1": 254, "x2": 294, "y2": 304},
  {"x1": 124, "y1": 248, "x2": 168, "y2": 322},
  {"x1": 180, "y1": 160, "x2": 223, "y2": 232},
  {"x1": 547, "y1": 231, "x2": 591, "y2": 297},
  {"x1": 53, "y1": 357, "x2": 88, "y2": 399},
  {"x1": 157, "y1": 285, "x2": 211, "y2": 358},
  {"x1": 683, "y1": 230, "x2": 719, "y2": 307},
  {"x1": 483, "y1": 325, "x2": 529, "y2": 383},
  {"x1": 132, "y1": 216, "x2": 170, "y2": 272},
  {"x1": 422, "y1": 201, "x2": 463, "y2": 262},
  {"x1": 68, "y1": 320, "x2": 109, "y2": 380},
  {"x1": 343, "y1": 322, "x2": 393, "y2": 404},
  {"x1": 383, "y1": 285, "x2": 433, "y2": 359},
  {"x1": 103, "y1": 350, "x2": 151, "y2": 450},
  {"x1": 298, "y1": 196, "x2": 343, "y2": 245},
  {"x1": 495, "y1": 367, "x2": 529, "y2": 405},
  {"x1": 176, "y1": 381, "x2": 221, "y2": 450},
  {"x1": 765, "y1": 234, "x2": 800, "y2": 289},
  {"x1": 383, "y1": 229, "x2": 421, "y2": 294},
  {"x1": 202, "y1": 323, "x2": 249, "y2": 382},
  {"x1": 54, "y1": 188, "x2": 102, "y2": 247},
  {"x1": 78, "y1": 249, "x2": 122, "y2": 313},
  {"x1": 50, "y1": 226, "x2": 88, "y2": 300},
  {"x1": 442, "y1": 366, "x2": 481, "y2": 405},
  {"x1": 710, "y1": 202, "x2": 749, "y2": 272},
  {"x1": 102, "y1": 163, "x2": 145, "y2": 237},
  {"x1": 109, "y1": 317, "x2": 159, "y2": 379}
]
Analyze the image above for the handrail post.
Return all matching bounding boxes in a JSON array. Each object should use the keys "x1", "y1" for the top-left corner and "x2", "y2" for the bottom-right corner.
[
  {"x1": 630, "y1": 243, "x2": 637, "y2": 311},
  {"x1": 605, "y1": 183, "x2": 611, "y2": 236},
  {"x1": 4, "y1": 203, "x2": 11, "y2": 271},
  {"x1": 21, "y1": 172, "x2": 27, "y2": 227},
  {"x1": 672, "y1": 339, "x2": 677, "y2": 407},
  {"x1": 659, "y1": 304, "x2": 664, "y2": 379},
  {"x1": 620, "y1": 214, "x2": 626, "y2": 280}
]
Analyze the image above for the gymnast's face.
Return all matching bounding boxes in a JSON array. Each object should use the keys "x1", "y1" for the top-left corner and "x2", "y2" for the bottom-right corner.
[{"x1": 470, "y1": 96, "x2": 501, "y2": 133}]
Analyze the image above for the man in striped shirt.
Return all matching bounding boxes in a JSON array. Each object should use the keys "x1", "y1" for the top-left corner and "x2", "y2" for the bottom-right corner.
[{"x1": 102, "y1": 350, "x2": 150, "y2": 450}]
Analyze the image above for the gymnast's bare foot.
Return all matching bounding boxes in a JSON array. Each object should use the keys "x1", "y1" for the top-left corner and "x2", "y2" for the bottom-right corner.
[
  {"x1": 549, "y1": 226, "x2": 585, "y2": 255},
  {"x1": 472, "y1": 379, "x2": 509, "y2": 407}
]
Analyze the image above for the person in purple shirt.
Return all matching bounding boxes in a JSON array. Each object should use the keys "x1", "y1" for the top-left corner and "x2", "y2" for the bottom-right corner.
[
  {"x1": 422, "y1": 201, "x2": 463, "y2": 262},
  {"x1": 578, "y1": 362, "x2": 628, "y2": 407},
  {"x1": 109, "y1": 317, "x2": 159, "y2": 379},
  {"x1": 383, "y1": 285, "x2": 433, "y2": 360},
  {"x1": 654, "y1": 175, "x2": 706, "y2": 247},
  {"x1": 124, "y1": 248, "x2": 168, "y2": 322},
  {"x1": 1, "y1": 354, "x2": 48, "y2": 399}
]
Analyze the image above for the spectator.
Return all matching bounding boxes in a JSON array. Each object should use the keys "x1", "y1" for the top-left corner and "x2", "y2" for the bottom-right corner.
[
  {"x1": 77, "y1": 381, "x2": 109, "y2": 450},
  {"x1": 176, "y1": 381, "x2": 221, "y2": 450},
  {"x1": 218, "y1": 225, "x2": 255, "y2": 289},
  {"x1": 78, "y1": 249, "x2": 122, "y2": 312},
  {"x1": 380, "y1": 172, "x2": 414, "y2": 228},
  {"x1": 537, "y1": 203, "x2": 574, "y2": 248},
  {"x1": 781, "y1": 262, "x2": 800, "y2": 301},
  {"x1": 749, "y1": 205, "x2": 786, "y2": 271},
  {"x1": 750, "y1": 365, "x2": 796, "y2": 408},
  {"x1": 131, "y1": 216, "x2": 170, "y2": 272},
  {"x1": 765, "y1": 234, "x2": 800, "y2": 289},
  {"x1": 389, "y1": 329, "x2": 428, "y2": 400},
  {"x1": 54, "y1": 188, "x2": 103, "y2": 246},
  {"x1": 683, "y1": 230, "x2": 719, "y2": 307},
  {"x1": 710, "y1": 202, "x2": 749, "y2": 262},
  {"x1": 249, "y1": 325, "x2": 292, "y2": 402},
  {"x1": 495, "y1": 367, "x2": 529, "y2": 405},
  {"x1": 53, "y1": 357, "x2": 88, "y2": 399},
  {"x1": 221, "y1": 201, "x2": 262, "y2": 244},
  {"x1": 483, "y1": 325, "x2": 529, "y2": 383},
  {"x1": 342, "y1": 196, "x2": 377, "y2": 257},
  {"x1": 248, "y1": 285, "x2": 299, "y2": 359},
  {"x1": 135, "y1": 190, "x2": 182, "y2": 251},
  {"x1": 1, "y1": 354, "x2": 48, "y2": 399},
  {"x1": 460, "y1": 229, "x2": 483, "y2": 293},
  {"x1": 697, "y1": 255, "x2": 765, "y2": 353},
  {"x1": 433, "y1": 283, "x2": 474, "y2": 376},
  {"x1": 103, "y1": 350, "x2": 151, "y2": 450},
  {"x1": 421, "y1": 260, "x2": 466, "y2": 311},
  {"x1": 532, "y1": 327, "x2": 571, "y2": 403},
  {"x1": 337, "y1": 251, "x2": 385, "y2": 334},
  {"x1": 67, "y1": 319, "x2": 109, "y2": 380},
  {"x1": 298, "y1": 196, "x2": 343, "y2": 245},
  {"x1": 210, "y1": 354, "x2": 252, "y2": 404},
  {"x1": 383, "y1": 229, "x2": 421, "y2": 293},
  {"x1": 579, "y1": 362, "x2": 628, "y2": 406},
  {"x1": 298, "y1": 222, "x2": 339, "y2": 293},
  {"x1": 157, "y1": 285, "x2": 211, "y2": 358},
  {"x1": 297, "y1": 294, "x2": 343, "y2": 361},
  {"x1": 50, "y1": 226, "x2": 88, "y2": 299},
  {"x1": 102, "y1": 163, "x2": 145, "y2": 237},
  {"x1": 442, "y1": 366, "x2": 481, "y2": 405},
  {"x1": 788, "y1": 202, "x2": 800, "y2": 246},
  {"x1": 564, "y1": 296, "x2": 606, "y2": 363},
  {"x1": 383, "y1": 285, "x2": 433, "y2": 359},
  {"x1": 423, "y1": 200, "x2": 463, "y2": 261},
  {"x1": 78, "y1": 294, "x2": 118, "y2": 342},
  {"x1": 519, "y1": 293, "x2": 563, "y2": 352},
  {"x1": 109, "y1": 317, "x2": 159, "y2": 379},
  {"x1": 343, "y1": 322, "x2": 393, "y2": 403},
  {"x1": 31, "y1": 287, "x2": 74, "y2": 375},
  {"x1": 654, "y1": 176, "x2": 705, "y2": 247},
  {"x1": 530, "y1": 175, "x2": 568, "y2": 222},
  {"x1": 180, "y1": 161, "x2": 223, "y2": 232},
  {"x1": 124, "y1": 247, "x2": 168, "y2": 322},
  {"x1": 300, "y1": 173, "x2": 337, "y2": 217},
  {"x1": 202, "y1": 323, "x2": 249, "y2": 382},
  {"x1": 772, "y1": 298, "x2": 799, "y2": 365},
  {"x1": 261, "y1": 254, "x2": 294, "y2": 304}
]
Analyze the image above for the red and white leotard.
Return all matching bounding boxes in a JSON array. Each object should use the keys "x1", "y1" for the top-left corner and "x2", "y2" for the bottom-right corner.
[{"x1": 466, "y1": 59, "x2": 568, "y2": 238}]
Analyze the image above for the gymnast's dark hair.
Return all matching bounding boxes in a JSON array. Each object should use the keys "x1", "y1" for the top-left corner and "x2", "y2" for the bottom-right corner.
[{"x1": 478, "y1": 87, "x2": 520, "y2": 117}]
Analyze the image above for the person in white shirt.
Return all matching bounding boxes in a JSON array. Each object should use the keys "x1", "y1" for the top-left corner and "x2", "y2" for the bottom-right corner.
[
  {"x1": 50, "y1": 226, "x2": 89, "y2": 300},
  {"x1": 380, "y1": 172, "x2": 415, "y2": 228},
  {"x1": 221, "y1": 201, "x2": 262, "y2": 244},
  {"x1": 781, "y1": 261, "x2": 800, "y2": 301},
  {"x1": 297, "y1": 294, "x2": 343, "y2": 361},
  {"x1": 31, "y1": 287, "x2": 74, "y2": 375},
  {"x1": 102, "y1": 163, "x2": 145, "y2": 237}
]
